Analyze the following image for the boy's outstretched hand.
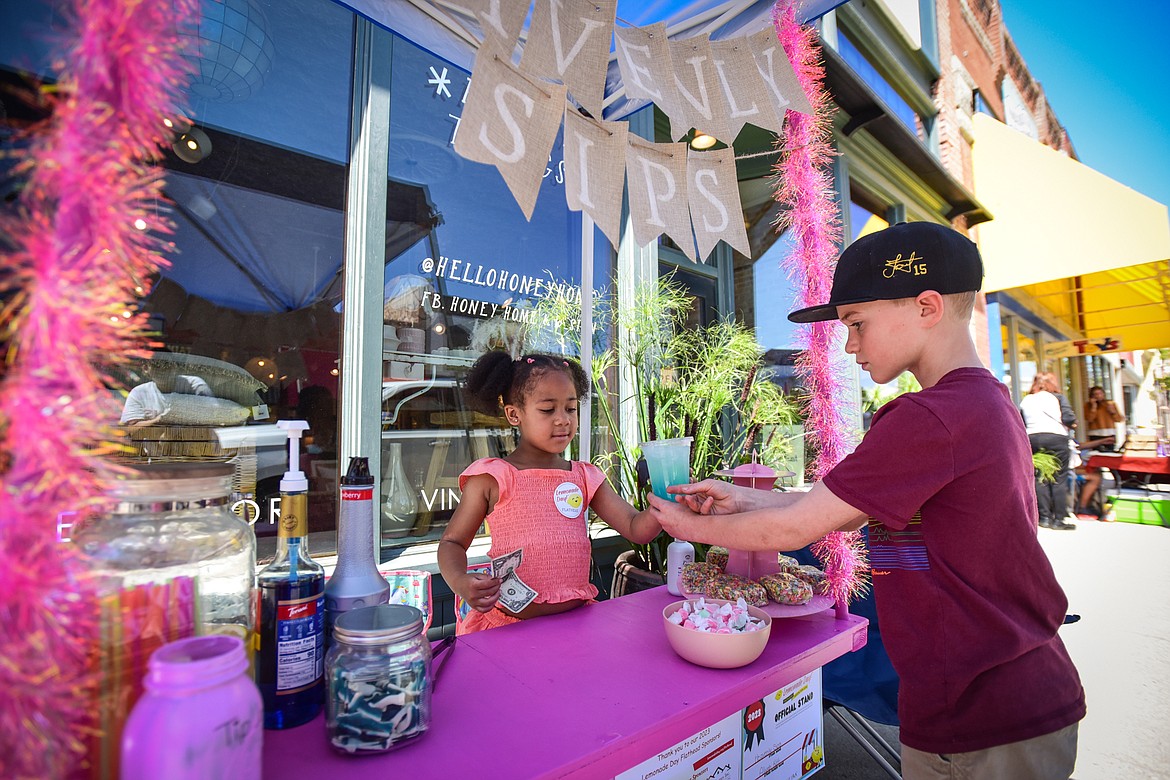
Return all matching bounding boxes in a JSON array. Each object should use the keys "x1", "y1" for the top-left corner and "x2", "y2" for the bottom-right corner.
[
  {"x1": 645, "y1": 492, "x2": 705, "y2": 545},
  {"x1": 667, "y1": 479, "x2": 744, "y2": 515}
]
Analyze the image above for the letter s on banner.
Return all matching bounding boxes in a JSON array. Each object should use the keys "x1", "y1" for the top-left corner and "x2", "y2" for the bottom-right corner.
[{"x1": 455, "y1": 51, "x2": 567, "y2": 220}]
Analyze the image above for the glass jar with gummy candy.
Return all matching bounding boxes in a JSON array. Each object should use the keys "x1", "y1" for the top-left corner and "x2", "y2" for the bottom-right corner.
[{"x1": 325, "y1": 604, "x2": 432, "y2": 753}]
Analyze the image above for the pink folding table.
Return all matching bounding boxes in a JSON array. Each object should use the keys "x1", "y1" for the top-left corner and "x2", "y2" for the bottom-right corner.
[{"x1": 263, "y1": 585, "x2": 867, "y2": 778}]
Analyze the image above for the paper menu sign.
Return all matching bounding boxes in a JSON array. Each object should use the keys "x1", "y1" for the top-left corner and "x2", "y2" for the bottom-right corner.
[
  {"x1": 741, "y1": 669, "x2": 824, "y2": 780},
  {"x1": 614, "y1": 669, "x2": 824, "y2": 780},
  {"x1": 615, "y1": 711, "x2": 742, "y2": 780}
]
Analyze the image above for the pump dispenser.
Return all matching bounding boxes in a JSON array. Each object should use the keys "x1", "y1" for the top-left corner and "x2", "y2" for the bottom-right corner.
[
  {"x1": 256, "y1": 419, "x2": 325, "y2": 729},
  {"x1": 277, "y1": 420, "x2": 309, "y2": 493},
  {"x1": 324, "y1": 457, "x2": 391, "y2": 635}
]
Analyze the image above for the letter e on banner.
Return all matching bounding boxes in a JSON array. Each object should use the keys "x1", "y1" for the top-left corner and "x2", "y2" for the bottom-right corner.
[{"x1": 614, "y1": 23, "x2": 686, "y2": 136}]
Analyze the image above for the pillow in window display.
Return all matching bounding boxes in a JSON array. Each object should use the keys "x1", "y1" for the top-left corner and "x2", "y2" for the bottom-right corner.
[
  {"x1": 158, "y1": 394, "x2": 252, "y2": 426},
  {"x1": 124, "y1": 353, "x2": 266, "y2": 407}
]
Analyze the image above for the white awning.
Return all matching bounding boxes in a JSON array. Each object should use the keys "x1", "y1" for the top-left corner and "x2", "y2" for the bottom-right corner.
[
  {"x1": 973, "y1": 114, "x2": 1170, "y2": 351},
  {"x1": 972, "y1": 113, "x2": 1170, "y2": 293}
]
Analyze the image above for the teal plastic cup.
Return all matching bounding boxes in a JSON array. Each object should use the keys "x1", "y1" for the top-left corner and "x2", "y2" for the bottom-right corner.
[{"x1": 640, "y1": 438, "x2": 693, "y2": 500}]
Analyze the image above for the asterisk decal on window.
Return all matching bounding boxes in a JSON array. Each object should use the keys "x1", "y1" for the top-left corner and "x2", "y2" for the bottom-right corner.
[{"x1": 428, "y1": 66, "x2": 452, "y2": 99}]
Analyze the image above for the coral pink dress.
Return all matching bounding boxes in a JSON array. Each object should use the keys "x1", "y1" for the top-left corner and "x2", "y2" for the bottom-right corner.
[{"x1": 456, "y1": 458, "x2": 607, "y2": 635}]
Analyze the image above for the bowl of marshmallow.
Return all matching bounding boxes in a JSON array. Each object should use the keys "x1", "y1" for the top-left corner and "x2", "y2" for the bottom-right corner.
[{"x1": 662, "y1": 597, "x2": 772, "y2": 669}]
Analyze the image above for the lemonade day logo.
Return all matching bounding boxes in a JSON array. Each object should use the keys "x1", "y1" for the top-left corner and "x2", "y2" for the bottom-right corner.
[{"x1": 553, "y1": 482, "x2": 585, "y2": 519}]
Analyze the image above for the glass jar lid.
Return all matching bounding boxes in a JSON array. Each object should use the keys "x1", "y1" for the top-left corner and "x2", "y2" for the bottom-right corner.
[
  {"x1": 103, "y1": 461, "x2": 234, "y2": 506},
  {"x1": 334, "y1": 604, "x2": 424, "y2": 646}
]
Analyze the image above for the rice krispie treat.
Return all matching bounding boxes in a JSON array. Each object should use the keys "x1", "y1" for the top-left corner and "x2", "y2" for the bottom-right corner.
[{"x1": 758, "y1": 572, "x2": 813, "y2": 605}]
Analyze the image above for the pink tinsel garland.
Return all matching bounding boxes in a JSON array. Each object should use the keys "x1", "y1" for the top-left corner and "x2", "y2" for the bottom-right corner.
[
  {"x1": 0, "y1": 0, "x2": 196, "y2": 776},
  {"x1": 770, "y1": 1, "x2": 869, "y2": 605}
]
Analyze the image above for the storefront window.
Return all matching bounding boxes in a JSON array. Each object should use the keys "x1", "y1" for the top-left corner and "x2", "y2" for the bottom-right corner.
[
  {"x1": 378, "y1": 34, "x2": 609, "y2": 551},
  {"x1": 837, "y1": 32, "x2": 923, "y2": 140},
  {"x1": 1, "y1": 0, "x2": 356, "y2": 556},
  {"x1": 160, "y1": 0, "x2": 354, "y2": 554}
]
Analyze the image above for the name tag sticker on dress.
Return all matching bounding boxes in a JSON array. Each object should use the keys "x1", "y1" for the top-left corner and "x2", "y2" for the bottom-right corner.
[{"x1": 553, "y1": 482, "x2": 585, "y2": 518}]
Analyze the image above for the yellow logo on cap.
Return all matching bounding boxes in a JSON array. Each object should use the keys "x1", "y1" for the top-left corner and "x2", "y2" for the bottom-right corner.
[{"x1": 882, "y1": 251, "x2": 927, "y2": 278}]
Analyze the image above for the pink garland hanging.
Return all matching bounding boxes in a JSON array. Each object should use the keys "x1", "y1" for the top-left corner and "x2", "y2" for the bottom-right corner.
[
  {"x1": 0, "y1": 0, "x2": 196, "y2": 776},
  {"x1": 770, "y1": 1, "x2": 868, "y2": 606}
]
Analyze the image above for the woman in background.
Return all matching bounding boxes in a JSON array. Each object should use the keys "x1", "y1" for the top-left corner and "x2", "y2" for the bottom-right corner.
[{"x1": 1020, "y1": 373, "x2": 1077, "y2": 530}]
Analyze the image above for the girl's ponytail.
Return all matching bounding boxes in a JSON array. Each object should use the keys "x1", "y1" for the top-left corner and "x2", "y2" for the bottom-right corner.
[{"x1": 464, "y1": 350, "x2": 515, "y2": 414}]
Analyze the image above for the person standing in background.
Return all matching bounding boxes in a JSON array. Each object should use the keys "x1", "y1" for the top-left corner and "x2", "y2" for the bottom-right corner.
[{"x1": 1020, "y1": 373, "x2": 1077, "y2": 531}]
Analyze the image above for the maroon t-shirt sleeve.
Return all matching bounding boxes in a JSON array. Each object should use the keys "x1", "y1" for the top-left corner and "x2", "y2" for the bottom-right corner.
[{"x1": 823, "y1": 396, "x2": 954, "y2": 530}]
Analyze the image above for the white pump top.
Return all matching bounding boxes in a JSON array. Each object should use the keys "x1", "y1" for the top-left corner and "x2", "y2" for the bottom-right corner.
[{"x1": 276, "y1": 419, "x2": 310, "y2": 493}]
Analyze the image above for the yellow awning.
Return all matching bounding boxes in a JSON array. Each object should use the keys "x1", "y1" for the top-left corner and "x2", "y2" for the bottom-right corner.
[{"x1": 972, "y1": 114, "x2": 1170, "y2": 351}]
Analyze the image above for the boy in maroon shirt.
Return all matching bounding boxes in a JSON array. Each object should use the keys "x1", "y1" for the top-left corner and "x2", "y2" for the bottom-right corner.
[{"x1": 649, "y1": 221, "x2": 1085, "y2": 779}]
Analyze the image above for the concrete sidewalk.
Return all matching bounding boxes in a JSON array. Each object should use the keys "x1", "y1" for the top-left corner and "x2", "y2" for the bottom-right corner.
[{"x1": 813, "y1": 514, "x2": 1170, "y2": 779}]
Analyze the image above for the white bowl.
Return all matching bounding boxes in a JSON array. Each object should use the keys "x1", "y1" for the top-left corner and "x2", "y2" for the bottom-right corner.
[{"x1": 662, "y1": 598, "x2": 772, "y2": 669}]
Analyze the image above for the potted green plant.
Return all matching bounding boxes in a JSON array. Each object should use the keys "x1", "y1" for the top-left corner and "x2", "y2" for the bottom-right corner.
[{"x1": 526, "y1": 276, "x2": 799, "y2": 592}]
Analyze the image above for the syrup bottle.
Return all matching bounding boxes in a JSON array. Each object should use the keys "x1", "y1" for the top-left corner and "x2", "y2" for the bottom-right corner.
[{"x1": 256, "y1": 420, "x2": 325, "y2": 729}]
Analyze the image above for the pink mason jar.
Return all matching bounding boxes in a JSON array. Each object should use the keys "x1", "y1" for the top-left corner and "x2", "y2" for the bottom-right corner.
[{"x1": 121, "y1": 635, "x2": 263, "y2": 780}]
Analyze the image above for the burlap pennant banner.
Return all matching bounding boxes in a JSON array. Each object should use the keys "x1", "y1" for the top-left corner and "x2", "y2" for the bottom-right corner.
[
  {"x1": 688, "y1": 147, "x2": 750, "y2": 261},
  {"x1": 563, "y1": 106, "x2": 628, "y2": 248},
  {"x1": 710, "y1": 36, "x2": 786, "y2": 138},
  {"x1": 521, "y1": 0, "x2": 616, "y2": 118},
  {"x1": 447, "y1": 15, "x2": 819, "y2": 259},
  {"x1": 614, "y1": 22, "x2": 687, "y2": 138},
  {"x1": 626, "y1": 136, "x2": 696, "y2": 260},
  {"x1": 446, "y1": 0, "x2": 530, "y2": 61},
  {"x1": 668, "y1": 35, "x2": 734, "y2": 145},
  {"x1": 455, "y1": 52, "x2": 568, "y2": 220},
  {"x1": 748, "y1": 27, "x2": 813, "y2": 119}
]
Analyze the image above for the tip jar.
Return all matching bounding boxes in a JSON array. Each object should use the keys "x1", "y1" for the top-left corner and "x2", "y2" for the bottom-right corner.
[
  {"x1": 326, "y1": 604, "x2": 432, "y2": 754},
  {"x1": 74, "y1": 461, "x2": 257, "y2": 641},
  {"x1": 72, "y1": 461, "x2": 257, "y2": 776}
]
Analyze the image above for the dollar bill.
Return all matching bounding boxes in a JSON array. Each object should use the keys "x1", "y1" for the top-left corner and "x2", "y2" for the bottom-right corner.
[
  {"x1": 491, "y1": 549, "x2": 523, "y2": 581},
  {"x1": 497, "y1": 572, "x2": 538, "y2": 613}
]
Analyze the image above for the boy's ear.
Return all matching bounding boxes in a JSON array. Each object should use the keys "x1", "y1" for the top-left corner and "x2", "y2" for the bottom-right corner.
[{"x1": 915, "y1": 290, "x2": 945, "y2": 326}]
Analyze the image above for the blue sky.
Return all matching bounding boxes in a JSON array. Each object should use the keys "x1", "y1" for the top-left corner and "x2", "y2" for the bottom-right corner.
[{"x1": 999, "y1": 0, "x2": 1170, "y2": 210}]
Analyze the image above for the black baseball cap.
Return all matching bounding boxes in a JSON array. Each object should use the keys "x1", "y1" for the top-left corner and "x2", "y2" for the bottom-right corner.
[{"x1": 787, "y1": 221, "x2": 984, "y2": 323}]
